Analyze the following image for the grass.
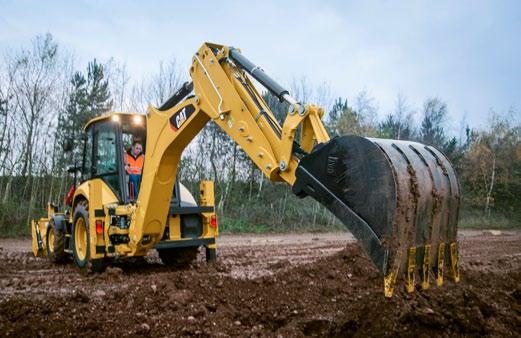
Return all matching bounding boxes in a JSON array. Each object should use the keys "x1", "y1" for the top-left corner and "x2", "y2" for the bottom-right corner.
[
  {"x1": 1, "y1": 206, "x2": 519, "y2": 238},
  {"x1": 218, "y1": 215, "x2": 345, "y2": 234},
  {"x1": 0, "y1": 223, "x2": 30, "y2": 237},
  {"x1": 220, "y1": 219, "x2": 271, "y2": 234},
  {"x1": 0, "y1": 200, "x2": 41, "y2": 237},
  {"x1": 458, "y1": 211, "x2": 521, "y2": 230}
]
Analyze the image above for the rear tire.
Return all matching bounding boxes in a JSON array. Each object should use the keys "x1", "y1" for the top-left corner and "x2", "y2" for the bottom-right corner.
[
  {"x1": 71, "y1": 201, "x2": 105, "y2": 273},
  {"x1": 158, "y1": 247, "x2": 198, "y2": 266},
  {"x1": 46, "y1": 220, "x2": 67, "y2": 263}
]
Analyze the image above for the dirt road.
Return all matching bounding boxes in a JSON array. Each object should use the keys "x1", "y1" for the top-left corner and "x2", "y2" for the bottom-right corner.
[{"x1": 1, "y1": 230, "x2": 520, "y2": 337}]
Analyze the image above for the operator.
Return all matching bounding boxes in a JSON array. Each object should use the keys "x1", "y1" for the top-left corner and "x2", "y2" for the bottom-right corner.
[{"x1": 126, "y1": 141, "x2": 144, "y2": 199}]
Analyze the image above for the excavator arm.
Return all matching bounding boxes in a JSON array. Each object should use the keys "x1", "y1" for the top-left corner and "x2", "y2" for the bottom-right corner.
[{"x1": 130, "y1": 42, "x2": 460, "y2": 297}]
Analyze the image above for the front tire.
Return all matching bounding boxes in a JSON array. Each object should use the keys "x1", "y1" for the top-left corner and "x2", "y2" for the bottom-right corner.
[
  {"x1": 71, "y1": 201, "x2": 105, "y2": 272},
  {"x1": 46, "y1": 220, "x2": 66, "y2": 263}
]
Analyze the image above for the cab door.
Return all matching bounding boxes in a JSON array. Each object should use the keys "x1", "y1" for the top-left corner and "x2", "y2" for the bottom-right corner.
[{"x1": 91, "y1": 120, "x2": 128, "y2": 202}]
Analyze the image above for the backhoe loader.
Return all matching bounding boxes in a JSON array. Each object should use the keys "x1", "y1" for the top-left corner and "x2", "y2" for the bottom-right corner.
[{"x1": 32, "y1": 42, "x2": 460, "y2": 297}]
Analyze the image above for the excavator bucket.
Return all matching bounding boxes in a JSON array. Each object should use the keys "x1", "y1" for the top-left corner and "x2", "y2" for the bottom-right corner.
[{"x1": 292, "y1": 135, "x2": 460, "y2": 296}]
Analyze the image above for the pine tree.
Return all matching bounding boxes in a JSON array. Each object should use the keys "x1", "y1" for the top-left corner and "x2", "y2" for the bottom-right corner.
[
  {"x1": 419, "y1": 97, "x2": 447, "y2": 148},
  {"x1": 327, "y1": 97, "x2": 348, "y2": 135},
  {"x1": 55, "y1": 59, "x2": 112, "y2": 169}
]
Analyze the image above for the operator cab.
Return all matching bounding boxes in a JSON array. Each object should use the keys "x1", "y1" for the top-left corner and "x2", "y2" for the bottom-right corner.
[
  {"x1": 81, "y1": 113, "x2": 146, "y2": 203},
  {"x1": 79, "y1": 112, "x2": 204, "y2": 239}
]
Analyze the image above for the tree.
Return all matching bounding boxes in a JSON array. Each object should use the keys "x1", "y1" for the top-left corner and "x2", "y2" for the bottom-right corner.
[
  {"x1": 461, "y1": 112, "x2": 521, "y2": 215},
  {"x1": 262, "y1": 91, "x2": 288, "y2": 125},
  {"x1": 0, "y1": 81, "x2": 13, "y2": 175},
  {"x1": 327, "y1": 97, "x2": 348, "y2": 135},
  {"x1": 334, "y1": 96, "x2": 377, "y2": 137},
  {"x1": 2, "y1": 33, "x2": 73, "y2": 227},
  {"x1": 419, "y1": 97, "x2": 447, "y2": 148},
  {"x1": 105, "y1": 60, "x2": 130, "y2": 111},
  {"x1": 56, "y1": 59, "x2": 112, "y2": 169},
  {"x1": 378, "y1": 93, "x2": 415, "y2": 140},
  {"x1": 136, "y1": 59, "x2": 186, "y2": 109},
  {"x1": 7, "y1": 33, "x2": 60, "y2": 178},
  {"x1": 336, "y1": 104, "x2": 365, "y2": 135},
  {"x1": 86, "y1": 60, "x2": 112, "y2": 117},
  {"x1": 354, "y1": 90, "x2": 378, "y2": 128}
]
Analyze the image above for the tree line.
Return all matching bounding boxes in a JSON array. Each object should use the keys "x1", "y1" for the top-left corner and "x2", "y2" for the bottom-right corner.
[{"x1": 0, "y1": 34, "x2": 519, "y2": 235}]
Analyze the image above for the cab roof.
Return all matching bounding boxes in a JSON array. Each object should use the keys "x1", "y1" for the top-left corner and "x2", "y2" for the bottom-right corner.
[{"x1": 83, "y1": 112, "x2": 145, "y2": 131}]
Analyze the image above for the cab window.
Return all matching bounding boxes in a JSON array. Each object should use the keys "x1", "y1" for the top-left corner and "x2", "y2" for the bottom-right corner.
[{"x1": 93, "y1": 121, "x2": 120, "y2": 195}]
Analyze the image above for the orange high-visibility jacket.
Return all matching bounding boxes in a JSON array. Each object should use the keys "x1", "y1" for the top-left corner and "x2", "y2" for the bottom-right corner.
[{"x1": 126, "y1": 153, "x2": 144, "y2": 175}]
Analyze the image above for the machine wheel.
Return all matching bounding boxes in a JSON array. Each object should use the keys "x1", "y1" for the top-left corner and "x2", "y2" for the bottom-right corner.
[
  {"x1": 158, "y1": 247, "x2": 198, "y2": 266},
  {"x1": 71, "y1": 201, "x2": 105, "y2": 272},
  {"x1": 46, "y1": 219, "x2": 67, "y2": 263}
]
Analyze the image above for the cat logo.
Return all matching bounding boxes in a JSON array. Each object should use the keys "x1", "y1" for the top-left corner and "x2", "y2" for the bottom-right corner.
[
  {"x1": 169, "y1": 104, "x2": 195, "y2": 131},
  {"x1": 176, "y1": 108, "x2": 187, "y2": 127}
]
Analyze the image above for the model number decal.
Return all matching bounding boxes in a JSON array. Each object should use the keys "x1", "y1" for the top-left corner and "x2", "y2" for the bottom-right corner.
[{"x1": 169, "y1": 105, "x2": 195, "y2": 131}]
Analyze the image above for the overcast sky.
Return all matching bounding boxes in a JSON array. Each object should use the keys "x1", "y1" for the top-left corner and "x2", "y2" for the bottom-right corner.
[{"x1": 0, "y1": 0, "x2": 519, "y2": 131}]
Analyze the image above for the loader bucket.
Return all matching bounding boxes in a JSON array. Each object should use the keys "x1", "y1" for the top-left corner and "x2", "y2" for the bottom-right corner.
[{"x1": 292, "y1": 135, "x2": 460, "y2": 296}]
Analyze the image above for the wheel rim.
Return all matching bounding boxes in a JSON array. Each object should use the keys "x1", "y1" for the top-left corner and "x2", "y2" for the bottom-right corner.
[
  {"x1": 75, "y1": 217, "x2": 88, "y2": 261},
  {"x1": 48, "y1": 227, "x2": 55, "y2": 253}
]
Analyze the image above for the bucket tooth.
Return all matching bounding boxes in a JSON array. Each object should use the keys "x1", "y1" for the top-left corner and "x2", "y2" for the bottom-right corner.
[
  {"x1": 436, "y1": 242, "x2": 445, "y2": 286},
  {"x1": 449, "y1": 242, "x2": 460, "y2": 283},
  {"x1": 421, "y1": 244, "x2": 431, "y2": 290},
  {"x1": 384, "y1": 272, "x2": 396, "y2": 298},
  {"x1": 384, "y1": 259, "x2": 400, "y2": 298},
  {"x1": 405, "y1": 247, "x2": 416, "y2": 293}
]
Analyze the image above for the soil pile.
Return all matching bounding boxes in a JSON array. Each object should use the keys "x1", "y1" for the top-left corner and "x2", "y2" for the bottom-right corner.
[{"x1": 0, "y1": 232, "x2": 519, "y2": 337}]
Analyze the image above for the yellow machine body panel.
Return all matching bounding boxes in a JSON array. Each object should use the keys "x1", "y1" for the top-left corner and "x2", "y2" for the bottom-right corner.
[
  {"x1": 31, "y1": 204, "x2": 64, "y2": 257},
  {"x1": 31, "y1": 219, "x2": 49, "y2": 257}
]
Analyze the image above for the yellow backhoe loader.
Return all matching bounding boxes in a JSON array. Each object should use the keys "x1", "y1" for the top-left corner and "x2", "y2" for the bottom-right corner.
[{"x1": 31, "y1": 42, "x2": 460, "y2": 297}]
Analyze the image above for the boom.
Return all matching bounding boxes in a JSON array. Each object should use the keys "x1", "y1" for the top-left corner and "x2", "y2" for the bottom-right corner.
[
  {"x1": 130, "y1": 43, "x2": 328, "y2": 252},
  {"x1": 127, "y1": 42, "x2": 460, "y2": 296}
]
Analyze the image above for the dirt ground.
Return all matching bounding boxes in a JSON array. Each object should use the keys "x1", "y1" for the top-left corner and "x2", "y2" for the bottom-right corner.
[{"x1": 0, "y1": 230, "x2": 520, "y2": 337}]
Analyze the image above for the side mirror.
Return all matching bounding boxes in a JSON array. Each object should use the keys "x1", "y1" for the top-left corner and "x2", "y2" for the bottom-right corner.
[{"x1": 63, "y1": 139, "x2": 73, "y2": 152}]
